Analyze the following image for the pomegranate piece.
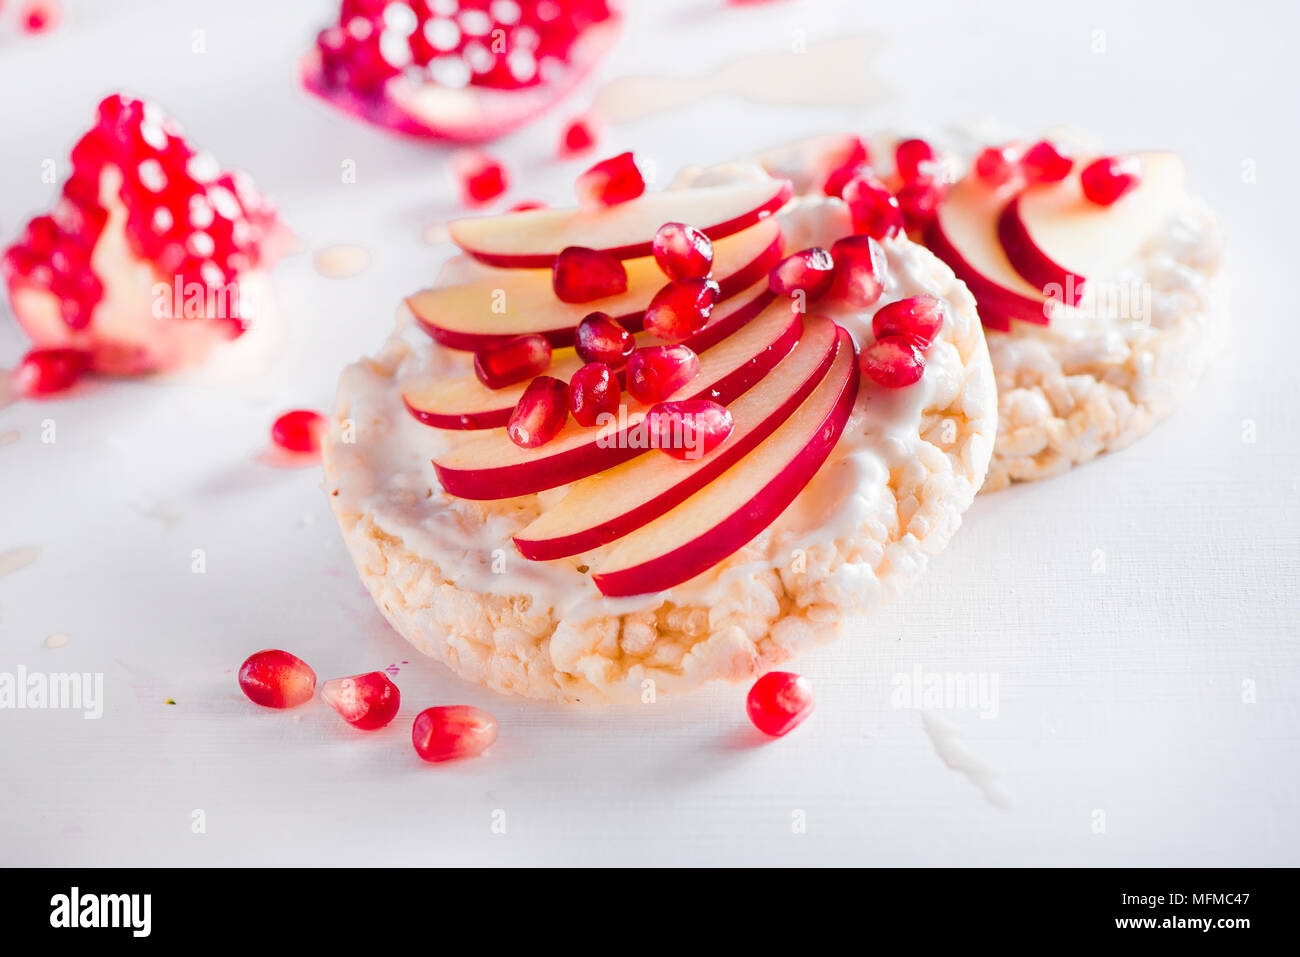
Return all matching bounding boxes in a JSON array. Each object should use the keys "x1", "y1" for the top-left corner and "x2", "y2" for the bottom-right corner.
[
  {"x1": 646, "y1": 399, "x2": 734, "y2": 461},
  {"x1": 271, "y1": 409, "x2": 327, "y2": 454},
  {"x1": 768, "y1": 247, "x2": 835, "y2": 302},
  {"x1": 872, "y1": 295, "x2": 944, "y2": 347},
  {"x1": 568, "y1": 362, "x2": 620, "y2": 426},
  {"x1": 574, "y1": 311, "x2": 634, "y2": 367},
  {"x1": 508, "y1": 375, "x2": 569, "y2": 448},
  {"x1": 453, "y1": 150, "x2": 508, "y2": 205},
  {"x1": 552, "y1": 245, "x2": 628, "y2": 303},
  {"x1": 474, "y1": 334, "x2": 552, "y2": 389},
  {"x1": 625, "y1": 344, "x2": 699, "y2": 404},
  {"x1": 12, "y1": 348, "x2": 90, "y2": 397},
  {"x1": 860, "y1": 335, "x2": 926, "y2": 388},
  {"x1": 746, "y1": 671, "x2": 814, "y2": 737},
  {"x1": 320, "y1": 671, "x2": 400, "y2": 731},
  {"x1": 20, "y1": 0, "x2": 59, "y2": 33},
  {"x1": 1021, "y1": 140, "x2": 1073, "y2": 184},
  {"x1": 842, "y1": 175, "x2": 904, "y2": 240},
  {"x1": 643, "y1": 277, "x2": 720, "y2": 340},
  {"x1": 822, "y1": 136, "x2": 872, "y2": 198},
  {"x1": 1081, "y1": 155, "x2": 1142, "y2": 205},
  {"x1": 412, "y1": 705, "x2": 498, "y2": 763},
  {"x1": 974, "y1": 144, "x2": 1019, "y2": 187},
  {"x1": 652, "y1": 222, "x2": 713, "y2": 280},
  {"x1": 826, "y1": 235, "x2": 886, "y2": 308},
  {"x1": 896, "y1": 178, "x2": 947, "y2": 230},
  {"x1": 238, "y1": 649, "x2": 317, "y2": 709},
  {"x1": 559, "y1": 116, "x2": 598, "y2": 156},
  {"x1": 894, "y1": 138, "x2": 935, "y2": 182},
  {"x1": 575, "y1": 151, "x2": 646, "y2": 207}
]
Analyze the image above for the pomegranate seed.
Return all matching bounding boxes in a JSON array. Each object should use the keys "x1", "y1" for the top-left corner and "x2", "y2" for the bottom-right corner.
[
  {"x1": 1021, "y1": 140, "x2": 1073, "y2": 184},
  {"x1": 746, "y1": 671, "x2": 814, "y2": 737},
  {"x1": 894, "y1": 138, "x2": 935, "y2": 182},
  {"x1": 769, "y1": 247, "x2": 835, "y2": 302},
  {"x1": 896, "y1": 178, "x2": 946, "y2": 230},
  {"x1": 842, "y1": 175, "x2": 903, "y2": 240},
  {"x1": 509, "y1": 199, "x2": 546, "y2": 212},
  {"x1": 473, "y1": 334, "x2": 552, "y2": 389},
  {"x1": 643, "y1": 277, "x2": 720, "y2": 340},
  {"x1": 507, "y1": 376, "x2": 569, "y2": 448},
  {"x1": 454, "y1": 150, "x2": 508, "y2": 206},
  {"x1": 974, "y1": 145, "x2": 1019, "y2": 187},
  {"x1": 646, "y1": 399, "x2": 733, "y2": 460},
  {"x1": 552, "y1": 245, "x2": 628, "y2": 303},
  {"x1": 626, "y1": 344, "x2": 699, "y2": 404},
  {"x1": 412, "y1": 705, "x2": 498, "y2": 763},
  {"x1": 1081, "y1": 155, "x2": 1142, "y2": 206},
  {"x1": 568, "y1": 362, "x2": 620, "y2": 427},
  {"x1": 574, "y1": 311, "x2": 634, "y2": 367},
  {"x1": 238, "y1": 649, "x2": 317, "y2": 709},
  {"x1": 652, "y1": 222, "x2": 713, "y2": 280},
  {"x1": 12, "y1": 348, "x2": 89, "y2": 396},
  {"x1": 822, "y1": 136, "x2": 872, "y2": 198},
  {"x1": 827, "y1": 235, "x2": 886, "y2": 308},
  {"x1": 20, "y1": 0, "x2": 59, "y2": 33},
  {"x1": 575, "y1": 152, "x2": 646, "y2": 207},
  {"x1": 270, "y1": 409, "x2": 327, "y2": 454},
  {"x1": 320, "y1": 671, "x2": 400, "y2": 730},
  {"x1": 559, "y1": 116, "x2": 598, "y2": 156},
  {"x1": 860, "y1": 335, "x2": 926, "y2": 388},
  {"x1": 872, "y1": 295, "x2": 944, "y2": 347}
]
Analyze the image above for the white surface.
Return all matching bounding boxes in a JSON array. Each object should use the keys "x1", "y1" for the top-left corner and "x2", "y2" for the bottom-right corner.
[{"x1": 1, "y1": 0, "x2": 1298, "y2": 866}]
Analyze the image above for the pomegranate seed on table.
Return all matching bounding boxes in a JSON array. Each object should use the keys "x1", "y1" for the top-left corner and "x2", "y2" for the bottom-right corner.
[
  {"x1": 626, "y1": 344, "x2": 699, "y2": 404},
  {"x1": 827, "y1": 234, "x2": 886, "y2": 308},
  {"x1": 746, "y1": 671, "x2": 815, "y2": 737},
  {"x1": 412, "y1": 705, "x2": 498, "y2": 763},
  {"x1": 238, "y1": 649, "x2": 317, "y2": 709},
  {"x1": 769, "y1": 247, "x2": 835, "y2": 302},
  {"x1": 872, "y1": 295, "x2": 945, "y2": 347},
  {"x1": 575, "y1": 151, "x2": 646, "y2": 207},
  {"x1": 552, "y1": 245, "x2": 628, "y2": 303},
  {"x1": 559, "y1": 116, "x2": 598, "y2": 156},
  {"x1": 860, "y1": 335, "x2": 926, "y2": 388},
  {"x1": 12, "y1": 348, "x2": 90, "y2": 396},
  {"x1": 842, "y1": 175, "x2": 904, "y2": 240},
  {"x1": 320, "y1": 672, "x2": 400, "y2": 731},
  {"x1": 896, "y1": 178, "x2": 946, "y2": 230},
  {"x1": 507, "y1": 376, "x2": 569, "y2": 448},
  {"x1": 1081, "y1": 155, "x2": 1142, "y2": 205},
  {"x1": 1021, "y1": 140, "x2": 1073, "y2": 183},
  {"x1": 643, "y1": 277, "x2": 720, "y2": 340},
  {"x1": 271, "y1": 409, "x2": 327, "y2": 454},
  {"x1": 894, "y1": 137, "x2": 935, "y2": 182},
  {"x1": 453, "y1": 150, "x2": 509, "y2": 206},
  {"x1": 652, "y1": 222, "x2": 713, "y2": 280},
  {"x1": 473, "y1": 334, "x2": 552, "y2": 389},
  {"x1": 569, "y1": 362, "x2": 621, "y2": 426},
  {"x1": 822, "y1": 136, "x2": 871, "y2": 198},
  {"x1": 974, "y1": 144, "x2": 1019, "y2": 187},
  {"x1": 646, "y1": 399, "x2": 734, "y2": 460},
  {"x1": 574, "y1": 311, "x2": 634, "y2": 367}
]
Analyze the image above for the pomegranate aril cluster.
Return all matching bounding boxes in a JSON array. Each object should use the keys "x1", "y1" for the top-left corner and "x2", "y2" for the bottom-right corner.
[
  {"x1": 974, "y1": 139, "x2": 1074, "y2": 188},
  {"x1": 860, "y1": 295, "x2": 946, "y2": 389}
]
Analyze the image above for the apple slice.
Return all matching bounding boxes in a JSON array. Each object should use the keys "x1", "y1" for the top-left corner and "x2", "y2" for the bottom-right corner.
[
  {"x1": 997, "y1": 151, "x2": 1186, "y2": 302},
  {"x1": 923, "y1": 174, "x2": 1050, "y2": 332},
  {"x1": 513, "y1": 317, "x2": 841, "y2": 559},
  {"x1": 403, "y1": 281, "x2": 774, "y2": 430},
  {"x1": 448, "y1": 179, "x2": 793, "y2": 268},
  {"x1": 589, "y1": 325, "x2": 859, "y2": 597},
  {"x1": 756, "y1": 132, "x2": 868, "y2": 194},
  {"x1": 409, "y1": 217, "x2": 782, "y2": 351},
  {"x1": 431, "y1": 301, "x2": 803, "y2": 499}
]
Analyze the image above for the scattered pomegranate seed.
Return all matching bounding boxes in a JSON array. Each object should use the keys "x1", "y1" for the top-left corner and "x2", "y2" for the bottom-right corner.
[
  {"x1": 769, "y1": 247, "x2": 835, "y2": 302},
  {"x1": 12, "y1": 348, "x2": 89, "y2": 396},
  {"x1": 652, "y1": 222, "x2": 713, "y2": 280},
  {"x1": 473, "y1": 334, "x2": 552, "y2": 389},
  {"x1": 643, "y1": 277, "x2": 720, "y2": 340},
  {"x1": 872, "y1": 295, "x2": 945, "y2": 347},
  {"x1": 894, "y1": 138, "x2": 935, "y2": 182},
  {"x1": 559, "y1": 116, "x2": 598, "y2": 156},
  {"x1": 568, "y1": 362, "x2": 620, "y2": 426},
  {"x1": 507, "y1": 376, "x2": 569, "y2": 448},
  {"x1": 238, "y1": 649, "x2": 317, "y2": 709},
  {"x1": 746, "y1": 671, "x2": 814, "y2": 737},
  {"x1": 509, "y1": 199, "x2": 547, "y2": 212},
  {"x1": 822, "y1": 136, "x2": 872, "y2": 198},
  {"x1": 270, "y1": 409, "x2": 327, "y2": 454},
  {"x1": 1021, "y1": 140, "x2": 1073, "y2": 184},
  {"x1": 626, "y1": 344, "x2": 699, "y2": 404},
  {"x1": 574, "y1": 311, "x2": 634, "y2": 367},
  {"x1": 974, "y1": 144, "x2": 1019, "y2": 187},
  {"x1": 454, "y1": 151, "x2": 509, "y2": 206},
  {"x1": 842, "y1": 175, "x2": 904, "y2": 240},
  {"x1": 896, "y1": 178, "x2": 947, "y2": 230},
  {"x1": 646, "y1": 399, "x2": 733, "y2": 460},
  {"x1": 552, "y1": 245, "x2": 628, "y2": 303},
  {"x1": 860, "y1": 335, "x2": 926, "y2": 388},
  {"x1": 575, "y1": 151, "x2": 646, "y2": 207},
  {"x1": 827, "y1": 235, "x2": 886, "y2": 308},
  {"x1": 1081, "y1": 155, "x2": 1142, "y2": 206},
  {"x1": 412, "y1": 705, "x2": 498, "y2": 763},
  {"x1": 320, "y1": 671, "x2": 400, "y2": 731},
  {"x1": 20, "y1": 0, "x2": 59, "y2": 33}
]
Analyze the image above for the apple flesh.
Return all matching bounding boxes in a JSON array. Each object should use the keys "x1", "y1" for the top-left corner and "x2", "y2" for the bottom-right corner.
[
  {"x1": 589, "y1": 325, "x2": 859, "y2": 597},
  {"x1": 447, "y1": 179, "x2": 793, "y2": 268}
]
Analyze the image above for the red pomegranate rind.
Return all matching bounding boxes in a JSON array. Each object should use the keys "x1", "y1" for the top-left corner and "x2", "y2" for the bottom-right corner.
[
  {"x1": 320, "y1": 671, "x2": 401, "y2": 730},
  {"x1": 412, "y1": 705, "x2": 498, "y2": 762},
  {"x1": 238, "y1": 649, "x2": 317, "y2": 709},
  {"x1": 746, "y1": 671, "x2": 814, "y2": 737}
]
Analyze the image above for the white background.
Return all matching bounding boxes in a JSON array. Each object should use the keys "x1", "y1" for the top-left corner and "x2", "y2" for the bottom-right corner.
[{"x1": 1, "y1": 0, "x2": 1297, "y2": 866}]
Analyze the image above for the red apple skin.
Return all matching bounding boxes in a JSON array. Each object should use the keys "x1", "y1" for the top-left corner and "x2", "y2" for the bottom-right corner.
[
  {"x1": 512, "y1": 323, "x2": 841, "y2": 560},
  {"x1": 590, "y1": 329, "x2": 860, "y2": 598},
  {"x1": 922, "y1": 218, "x2": 1049, "y2": 331},
  {"x1": 996, "y1": 195, "x2": 1085, "y2": 307},
  {"x1": 402, "y1": 396, "x2": 513, "y2": 431}
]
